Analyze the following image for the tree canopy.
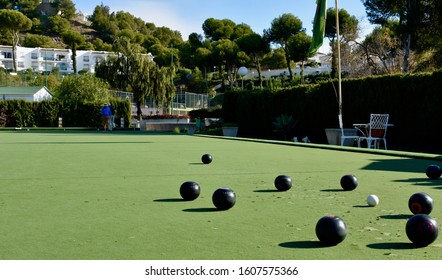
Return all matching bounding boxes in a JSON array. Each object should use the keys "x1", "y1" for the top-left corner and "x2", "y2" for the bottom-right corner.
[
  {"x1": 362, "y1": 0, "x2": 442, "y2": 71},
  {"x1": 235, "y1": 33, "x2": 270, "y2": 88},
  {"x1": 55, "y1": 74, "x2": 111, "y2": 103},
  {"x1": 54, "y1": 0, "x2": 77, "y2": 20},
  {"x1": 287, "y1": 32, "x2": 313, "y2": 83},
  {"x1": 264, "y1": 13, "x2": 304, "y2": 79},
  {"x1": 324, "y1": 8, "x2": 359, "y2": 78},
  {"x1": 62, "y1": 30, "x2": 85, "y2": 74},
  {"x1": 95, "y1": 39, "x2": 175, "y2": 118},
  {"x1": 0, "y1": 9, "x2": 32, "y2": 72},
  {"x1": 2, "y1": 0, "x2": 442, "y2": 96},
  {"x1": 0, "y1": 0, "x2": 40, "y2": 18}
]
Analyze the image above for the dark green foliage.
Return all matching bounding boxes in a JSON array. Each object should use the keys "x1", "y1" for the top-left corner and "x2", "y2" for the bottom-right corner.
[
  {"x1": 263, "y1": 13, "x2": 304, "y2": 80},
  {"x1": 188, "y1": 108, "x2": 223, "y2": 120},
  {"x1": 55, "y1": 74, "x2": 111, "y2": 102},
  {"x1": 58, "y1": 101, "x2": 100, "y2": 127},
  {"x1": 222, "y1": 70, "x2": 442, "y2": 153},
  {"x1": 0, "y1": 101, "x2": 8, "y2": 126},
  {"x1": 111, "y1": 98, "x2": 132, "y2": 128},
  {"x1": 0, "y1": 99, "x2": 131, "y2": 128},
  {"x1": 273, "y1": 114, "x2": 298, "y2": 140},
  {"x1": 33, "y1": 100, "x2": 60, "y2": 127},
  {"x1": 8, "y1": 100, "x2": 34, "y2": 127},
  {"x1": 23, "y1": 33, "x2": 60, "y2": 48}
]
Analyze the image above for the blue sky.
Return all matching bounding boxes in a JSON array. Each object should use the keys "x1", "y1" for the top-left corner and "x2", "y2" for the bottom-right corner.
[{"x1": 74, "y1": 0, "x2": 373, "y2": 47}]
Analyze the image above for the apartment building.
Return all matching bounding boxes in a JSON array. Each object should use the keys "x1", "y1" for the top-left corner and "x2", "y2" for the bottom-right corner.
[{"x1": 0, "y1": 45, "x2": 154, "y2": 75}]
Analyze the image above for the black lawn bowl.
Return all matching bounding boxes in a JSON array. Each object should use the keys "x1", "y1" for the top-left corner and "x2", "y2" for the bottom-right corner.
[
  {"x1": 274, "y1": 175, "x2": 292, "y2": 191},
  {"x1": 426, "y1": 164, "x2": 442, "y2": 180},
  {"x1": 406, "y1": 214, "x2": 438, "y2": 247},
  {"x1": 340, "y1": 174, "x2": 358, "y2": 191},
  {"x1": 315, "y1": 215, "x2": 347, "y2": 246},
  {"x1": 180, "y1": 181, "x2": 201, "y2": 201},
  {"x1": 408, "y1": 192, "x2": 433, "y2": 215},
  {"x1": 212, "y1": 188, "x2": 236, "y2": 210},
  {"x1": 201, "y1": 154, "x2": 213, "y2": 164}
]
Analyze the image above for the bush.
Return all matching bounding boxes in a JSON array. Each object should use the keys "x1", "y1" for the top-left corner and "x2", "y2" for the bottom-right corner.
[
  {"x1": 0, "y1": 99, "x2": 131, "y2": 128},
  {"x1": 55, "y1": 74, "x2": 112, "y2": 103},
  {"x1": 222, "y1": 69, "x2": 442, "y2": 153},
  {"x1": 189, "y1": 108, "x2": 223, "y2": 120}
]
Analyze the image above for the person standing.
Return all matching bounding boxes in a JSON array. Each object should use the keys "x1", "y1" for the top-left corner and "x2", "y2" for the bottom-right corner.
[
  {"x1": 109, "y1": 103, "x2": 116, "y2": 130},
  {"x1": 101, "y1": 103, "x2": 111, "y2": 131}
]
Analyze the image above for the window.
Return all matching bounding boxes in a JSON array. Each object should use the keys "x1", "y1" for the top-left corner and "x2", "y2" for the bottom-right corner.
[
  {"x1": 42, "y1": 53, "x2": 54, "y2": 60},
  {"x1": 83, "y1": 56, "x2": 90, "y2": 62},
  {"x1": 56, "y1": 63, "x2": 67, "y2": 70},
  {"x1": 31, "y1": 53, "x2": 38, "y2": 59},
  {"x1": 95, "y1": 56, "x2": 104, "y2": 63},
  {"x1": 3, "y1": 61, "x2": 13, "y2": 69}
]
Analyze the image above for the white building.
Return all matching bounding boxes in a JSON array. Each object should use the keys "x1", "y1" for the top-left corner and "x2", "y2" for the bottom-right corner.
[
  {"x1": 241, "y1": 52, "x2": 332, "y2": 79},
  {"x1": 0, "y1": 86, "x2": 53, "y2": 102},
  {"x1": 0, "y1": 45, "x2": 154, "y2": 75}
]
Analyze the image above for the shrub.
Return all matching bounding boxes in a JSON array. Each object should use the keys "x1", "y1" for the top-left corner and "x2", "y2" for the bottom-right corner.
[{"x1": 0, "y1": 99, "x2": 131, "y2": 128}]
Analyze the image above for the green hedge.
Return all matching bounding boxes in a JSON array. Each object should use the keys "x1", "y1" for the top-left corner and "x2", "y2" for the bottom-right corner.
[
  {"x1": 222, "y1": 70, "x2": 442, "y2": 153},
  {"x1": 0, "y1": 99, "x2": 132, "y2": 128},
  {"x1": 188, "y1": 107, "x2": 223, "y2": 120}
]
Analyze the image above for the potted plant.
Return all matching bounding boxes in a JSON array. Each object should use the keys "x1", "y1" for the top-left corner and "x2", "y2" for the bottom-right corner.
[
  {"x1": 272, "y1": 114, "x2": 298, "y2": 140},
  {"x1": 222, "y1": 122, "x2": 239, "y2": 137}
]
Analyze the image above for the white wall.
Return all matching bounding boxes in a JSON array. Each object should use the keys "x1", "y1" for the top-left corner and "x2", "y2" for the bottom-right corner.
[{"x1": 34, "y1": 88, "x2": 53, "y2": 101}]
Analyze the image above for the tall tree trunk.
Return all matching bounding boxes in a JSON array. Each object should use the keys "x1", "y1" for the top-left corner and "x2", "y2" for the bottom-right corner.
[
  {"x1": 331, "y1": 53, "x2": 337, "y2": 78},
  {"x1": 204, "y1": 66, "x2": 208, "y2": 93},
  {"x1": 72, "y1": 44, "x2": 77, "y2": 75},
  {"x1": 301, "y1": 60, "x2": 305, "y2": 84},
  {"x1": 256, "y1": 58, "x2": 263, "y2": 89},
  {"x1": 226, "y1": 62, "x2": 234, "y2": 90},
  {"x1": 330, "y1": 39, "x2": 338, "y2": 78},
  {"x1": 220, "y1": 64, "x2": 225, "y2": 92},
  {"x1": 403, "y1": 0, "x2": 417, "y2": 73},
  {"x1": 11, "y1": 31, "x2": 19, "y2": 72},
  {"x1": 402, "y1": 33, "x2": 411, "y2": 73},
  {"x1": 136, "y1": 98, "x2": 142, "y2": 120},
  {"x1": 284, "y1": 45, "x2": 293, "y2": 80},
  {"x1": 12, "y1": 45, "x2": 17, "y2": 73}
]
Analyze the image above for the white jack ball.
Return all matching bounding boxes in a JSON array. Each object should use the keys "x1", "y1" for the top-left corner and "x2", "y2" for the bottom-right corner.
[{"x1": 366, "y1": 194, "x2": 379, "y2": 207}]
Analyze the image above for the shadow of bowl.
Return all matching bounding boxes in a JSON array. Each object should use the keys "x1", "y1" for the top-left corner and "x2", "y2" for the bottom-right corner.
[
  {"x1": 378, "y1": 214, "x2": 413, "y2": 220},
  {"x1": 320, "y1": 189, "x2": 346, "y2": 192},
  {"x1": 253, "y1": 189, "x2": 280, "y2": 193},
  {"x1": 153, "y1": 198, "x2": 185, "y2": 202},
  {"x1": 367, "y1": 242, "x2": 415, "y2": 250},
  {"x1": 182, "y1": 207, "x2": 219, "y2": 213},
  {"x1": 279, "y1": 240, "x2": 333, "y2": 249}
]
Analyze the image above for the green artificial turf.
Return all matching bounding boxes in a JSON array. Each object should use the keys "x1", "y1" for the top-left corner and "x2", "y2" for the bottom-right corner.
[{"x1": 0, "y1": 131, "x2": 441, "y2": 260}]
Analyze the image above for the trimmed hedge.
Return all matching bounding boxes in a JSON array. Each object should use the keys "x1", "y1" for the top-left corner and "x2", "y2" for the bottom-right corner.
[
  {"x1": 222, "y1": 70, "x2": 442, "y2": 153},
  {"x1": 188, "y1": 108, "x2": 223, "y2": 120},
  {"x1": 0, "y1": 98, "x2": 132, "y2": 128}
]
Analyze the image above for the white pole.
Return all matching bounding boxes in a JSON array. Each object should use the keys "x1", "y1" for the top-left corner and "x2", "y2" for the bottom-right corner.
[
  {"x1": 335, "y1": 0, "x2": 343, "y2": 129},
  {"x1": 335, "y1": 0, "x2": 343, "y2": 128}
]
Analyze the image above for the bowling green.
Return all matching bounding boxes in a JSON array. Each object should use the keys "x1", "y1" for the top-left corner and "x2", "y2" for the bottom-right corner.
[{"x1": 0, "y1": 130, "x2": 441, "y2": 260}]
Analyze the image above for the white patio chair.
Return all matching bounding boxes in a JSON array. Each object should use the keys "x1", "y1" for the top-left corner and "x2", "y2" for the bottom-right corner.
[
  {"x1": 340, "y1": 127, "x2": 359, "y2": 146},
  {"x1": 357, "y1": 114, "x2": 390, "y2": 149},
  {"x1": 338, "y1": 115, "x2": 359, "y2": 146}
]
